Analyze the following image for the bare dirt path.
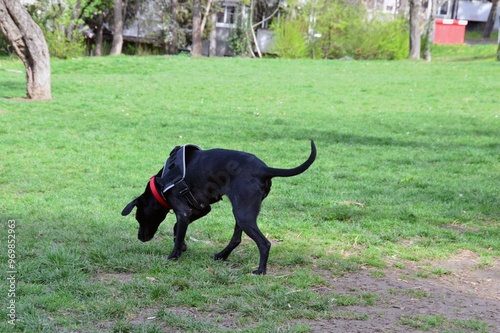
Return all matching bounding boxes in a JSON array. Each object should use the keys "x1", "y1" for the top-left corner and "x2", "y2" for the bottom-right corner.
[{"x1": 304, "y1": 250, "x2": 499, "y2": 332}]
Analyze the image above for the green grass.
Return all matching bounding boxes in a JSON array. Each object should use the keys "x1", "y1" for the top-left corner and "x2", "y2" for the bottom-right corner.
[
  {"x1": 431, "y1": 43, "x2": 498, "y2": 61},
  {"x1": 0, "y1": 52, "x2": 499, "y2": 332},
  {"x1": 400, "y1": 314, "x2": 490, "y2": 332},
  {"x1": 465, "y1": 29, "x2": 499, "y2": 43}
]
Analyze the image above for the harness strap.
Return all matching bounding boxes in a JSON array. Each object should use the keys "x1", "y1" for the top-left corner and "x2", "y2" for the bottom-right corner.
[{"x1": 176, "y1": 180, "x2": 205, "y2": 210}]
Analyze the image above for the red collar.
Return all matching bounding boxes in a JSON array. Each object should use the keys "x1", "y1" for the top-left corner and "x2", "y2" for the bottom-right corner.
[{"x1": 149, "y1": 176, "x2": 171, "y2": 209}]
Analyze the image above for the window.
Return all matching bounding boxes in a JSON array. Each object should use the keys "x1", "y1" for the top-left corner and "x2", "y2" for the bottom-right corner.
[
  {"x1": 439, "y1": 1, "x2": 449, "y2": 16},
  {"x1": 217, "y1": 5, "x2": 237, "y2": 28}
]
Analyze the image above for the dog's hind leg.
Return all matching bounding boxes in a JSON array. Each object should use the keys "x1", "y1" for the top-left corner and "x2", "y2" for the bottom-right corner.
[
  {"x1": 240, "y1": 223, "x2": 271, "y2": 275},
  {"x1": 214, "y1": 224, "x2": 243, "y2": 261},
  {"x1": 226, "y1": 180, "x2": 271, "y2": 274},
  {"x1": 232, "y1": 207, "x2": 271, "y2": 275}
]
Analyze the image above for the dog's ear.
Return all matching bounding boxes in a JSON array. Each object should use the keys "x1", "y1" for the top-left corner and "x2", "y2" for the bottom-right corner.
[{"x1": 122, "y1": 199, "x2": 138, "y2": 216}]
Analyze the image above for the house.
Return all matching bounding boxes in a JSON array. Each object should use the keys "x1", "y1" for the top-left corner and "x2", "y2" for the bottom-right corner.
[
  {"x1": 205, "y1": 0, "x2": 248, "y2": 56},
  {"x1": 436, "y1": 0, "x2": 499, "y2": 29}
]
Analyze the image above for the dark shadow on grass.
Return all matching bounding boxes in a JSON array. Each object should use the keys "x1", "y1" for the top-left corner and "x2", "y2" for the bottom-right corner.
[
  {"x1": 460, "y1": 55, "x2": 495, "y2": 61},
  {"x1": 439, "y1": 55, "x2": 496, "y2": 62},
  {"x1": 263, "y1": 128, "x2": 499, "y2": 151},
  {"x1": 264, "y1": 129, "x2": 425, "y2": 148}
]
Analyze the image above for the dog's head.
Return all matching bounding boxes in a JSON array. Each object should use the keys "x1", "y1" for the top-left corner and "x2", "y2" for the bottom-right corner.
[{"x1": 121, "y1": 182, "x2": 168, "y2": 242}]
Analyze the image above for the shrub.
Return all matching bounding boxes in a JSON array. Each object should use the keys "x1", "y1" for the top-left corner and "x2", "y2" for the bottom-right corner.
[
  {"x1": 315, "y1": 1, "x2": 408, "y2": 60},
  {"x1": 228, "y1": 27, "x2": 252, "y2": 57},
  {"x1": 345, "y1": 16, "x2": 408, "y2": 60},
  {"x1": 272, "y1": 0, "x2": 408, "y2": 60},
  {"x1": 313, "y1": 0, "x2": 364, "y2": 59},
  {"x1": 227, "y1": 5, "x2": 253, "y2": 57},
  {"x1": 270, "y1": 18, "x2": 310, "y2": 59},
  {"x1": 43, "y1": 28, "x2": 86, "y2": 59},
  {"x1": 1, "y1": 28, "x2": 87, "y2": 59}
]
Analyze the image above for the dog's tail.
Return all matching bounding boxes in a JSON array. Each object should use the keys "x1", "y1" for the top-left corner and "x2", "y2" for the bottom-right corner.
[{"x1": 265, "y1": 140, "x2": 316, "y2": 178}]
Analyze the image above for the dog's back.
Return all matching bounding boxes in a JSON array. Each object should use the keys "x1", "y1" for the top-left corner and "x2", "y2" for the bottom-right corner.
[{"x1": 186, "y1": 140, "x2": 316, "y2": 183}]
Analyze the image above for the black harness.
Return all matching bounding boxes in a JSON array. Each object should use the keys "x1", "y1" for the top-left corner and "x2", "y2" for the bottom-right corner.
[{"x1": 158, "y1": 144, "x2": 204, "y2": 209}]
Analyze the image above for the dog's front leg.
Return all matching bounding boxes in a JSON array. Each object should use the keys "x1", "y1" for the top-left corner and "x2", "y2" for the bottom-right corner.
[
  {"x1": 172, "y1": 206, "x2": 211, "y2": 254},
  {"x1": 168, "y1": 214, "x2": 190, "y2": 260},
  {"x1": 173, "y1": 222, "x2": 188, "y2": 252}
]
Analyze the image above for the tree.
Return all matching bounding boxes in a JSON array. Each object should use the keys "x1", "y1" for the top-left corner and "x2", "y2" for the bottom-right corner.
[
  {"x1": 209, "y1": 11, "x2": 217, "y2": 56},
  {"x1": 409, "y1": 0, "x2": 421, "y2": 59},
  {"x1": 167, "y1": 0, "x2": 180, "y2": 54},
  {"x1": 66, "y1": 0, "x2": 84, "y2": 40},
  {"x1": 109, "y1": 0, "x2": 124, "y2": 55},
  {"x1": 93, "y1": 11, "x2": 105, "y2": 56},
  {"x1": 0, "y1": 0, "x2": 52, "y2": 100},
  {"x1": 86, "y1": 0, "x2": 115, "y2": 56},
  {"x1": 191, "y1": 0, "x2": 215, "y2": 57},
  {"x1": 191, "y1": 0, "x2": 202, "y2": 56},
  {"x1": 483, "y1": 0, "x2": 498, "y2": 39},
  {"x1": 423, "y1": 0, "x2": 436, "y2": 61}
]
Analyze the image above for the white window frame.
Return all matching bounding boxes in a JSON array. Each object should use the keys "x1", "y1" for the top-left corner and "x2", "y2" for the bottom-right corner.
[{"x1": 216, "y1": 4, "x2": 238, "y2": 28}]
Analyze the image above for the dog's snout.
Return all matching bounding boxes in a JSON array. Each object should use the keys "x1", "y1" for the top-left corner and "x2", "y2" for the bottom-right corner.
[{"x1": 138, "y1": 228, "x2": 154, "y2": 242}]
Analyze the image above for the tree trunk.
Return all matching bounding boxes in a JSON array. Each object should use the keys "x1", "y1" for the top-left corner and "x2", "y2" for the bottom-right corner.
[
  {"x1": 110, "y1": 0, "x2": 124, "y2": 55},
  {"x1": 209, "y1": 12, "x2": 217, "y2": 57},
  {"x1": 94, "y1": 12, "x2": 104, "y2": 56},
  {"x1": 482, "y1": 0, "x2": 498, "y2": 39},
  {"x1": 250, "y1": 0, "x2": 262, "y2": 58},
  {"x1": 0, "y1": 0, "x2": 52, "y2": 100},
  {"x1": 409, "y1": 0, "x2": 421, "y2": 60},
  {"x1": 200, "y1": 0, "x2": 212, "y2": 34},
  {"x1": 423, "y1": 0, "x2": 436, "y2": 62},
  {"x1": 191, "y1": 0, "x2": 202, "y2": 57},
  {"x1": 66, "y1": 0, "x2": 83, "y2": 40},
  {"x1": 167, "y1": 0, "x2": 179, "y2": 54}
]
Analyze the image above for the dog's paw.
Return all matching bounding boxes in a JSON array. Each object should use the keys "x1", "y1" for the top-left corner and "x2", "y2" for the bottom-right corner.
[
  {"x1": 167, "y1": 253, "x2": 181, "y2": 260},
  {"x1": 252, "y1": 269, "x2": 266, "y2": 275},
  {"x1": 213, "y1": 253, "x2": 228, "y2": 261}
]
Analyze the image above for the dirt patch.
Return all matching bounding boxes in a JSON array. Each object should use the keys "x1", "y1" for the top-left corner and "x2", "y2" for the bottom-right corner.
[
  {"x1": 119, "y1": 306, "x2": 240, "y2": 332},
  {"x1": 301, "y1": 251, "x2": 500, "y2": 332},
  {"x1": 96, "y1": 272, "x2": 135, "y2": 284},
  {"x1": 166, "y1": 307, "x2": 240, "y2": 330},
  {"x1": 432, "y1": 250, "x2": 499, "y2": 301}
]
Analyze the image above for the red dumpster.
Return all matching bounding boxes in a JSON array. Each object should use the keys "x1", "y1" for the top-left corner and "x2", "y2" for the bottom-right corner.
[{"x1": 434, "y1": 19, "x2": 468, "y2": 44}]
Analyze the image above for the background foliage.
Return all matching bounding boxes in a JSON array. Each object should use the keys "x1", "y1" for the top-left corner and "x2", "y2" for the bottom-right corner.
[
  {"x1": 271, "y1": 0, "x2": 409, "y2": 60},
  {"x1": 270, "y1": 18, "x2": 311, "y2": 58},
  {"x1": 41, "y1": 28, "x2": 87, "y2": 59},
  {"x1": 0, "y1": 0, "x2": 411, "y2": 59}
]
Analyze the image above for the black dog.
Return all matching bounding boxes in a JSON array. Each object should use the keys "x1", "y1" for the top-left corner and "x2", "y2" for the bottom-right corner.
[{"x1": 122, "y1": 141, "x2": 316, "y2": 275}]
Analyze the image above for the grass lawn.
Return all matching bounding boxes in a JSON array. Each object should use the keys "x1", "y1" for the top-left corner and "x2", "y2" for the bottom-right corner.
[{"x1": 0, "y1": 47, "x2": 499, "y2": 332}]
